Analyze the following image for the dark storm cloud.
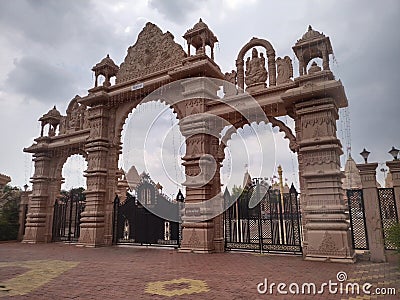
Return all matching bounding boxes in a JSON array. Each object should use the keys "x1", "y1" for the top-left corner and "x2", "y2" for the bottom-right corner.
[
  {"x1": 148, "y1": 0, "x2": 206, "y2": 23},
  {"x1": 0, "y1": 0, "x2": 92, "y2": 46},
  {"x1": 6, "y1": 56, "x2": 77, "y2": 104}
]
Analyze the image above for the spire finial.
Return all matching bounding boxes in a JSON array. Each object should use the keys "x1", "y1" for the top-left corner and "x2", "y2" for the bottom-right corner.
[{"x1": 308, "y1": 25, "x2": 312, "y2": 31}]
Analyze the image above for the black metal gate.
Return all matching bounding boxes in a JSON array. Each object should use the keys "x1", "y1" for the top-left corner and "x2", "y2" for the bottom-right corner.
[
  {"x1": 52, "y1": 189, "x2": 85, "y2": 242},
  {"x1": 347, "y1": 189, "x2": 369, "y2": 250},
  {"x1": 224, "y1": 181, "x2": 302, "y2": 254},
  {"x1": 378, "y1": 188, "x2": 398, "y2": 250},
  {"x1": 114, "y1": 193, "x2": 180, "y2": 246}
]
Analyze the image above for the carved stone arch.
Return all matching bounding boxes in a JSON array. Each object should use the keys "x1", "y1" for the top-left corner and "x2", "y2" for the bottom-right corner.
[
  {"x1": 236, "y1": 37, "x2": 277, "y2": 89},
  {"x1": 52, "y1": 148, "x2": 88, "y2": 180},
  {"x1": 114, "y1": 97, "x2": 184, "y2": 160},
  {"x1": 218, "y1": 115, "x2": 298, "y2": 156},
  {"x1": 268, "y1": 116, "x2": 298, "y2": 152}
]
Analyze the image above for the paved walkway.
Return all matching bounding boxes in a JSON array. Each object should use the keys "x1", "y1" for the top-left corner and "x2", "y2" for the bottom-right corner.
[{"x1": 0, "y1": 242, "x2": 399, "y2": 299}]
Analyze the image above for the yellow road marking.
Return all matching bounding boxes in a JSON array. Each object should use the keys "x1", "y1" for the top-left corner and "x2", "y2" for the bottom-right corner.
[{"x1": 0, "y1": 260, "x2": 79, "y2": 297}]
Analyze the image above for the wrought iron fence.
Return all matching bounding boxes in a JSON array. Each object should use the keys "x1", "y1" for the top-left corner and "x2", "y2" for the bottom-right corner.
[
  {"x1": 378, "y1": 188, "x2": 399, "y2": 250},
  {"x1": 347, "y1": 189, "x2": 369, "y2": 250},
  {"x1": 224, "y1": 182, "x2": 302, "y2": 254}
]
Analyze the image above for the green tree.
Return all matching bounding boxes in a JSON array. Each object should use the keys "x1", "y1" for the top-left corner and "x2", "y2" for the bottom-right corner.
[
  {"x1": 0, "y1": 185, "x2": 21, "y2": 241},
  {"x1": 231, "y1": 185, "x2": 244, "y2": 200}
]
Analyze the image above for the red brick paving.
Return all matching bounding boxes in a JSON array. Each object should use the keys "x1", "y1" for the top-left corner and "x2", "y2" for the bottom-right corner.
[{"x1": 0, "y1": 242, "x2": 398, "y2": 299}]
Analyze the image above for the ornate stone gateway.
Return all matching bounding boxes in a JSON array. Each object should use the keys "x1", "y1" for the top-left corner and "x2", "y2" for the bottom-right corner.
[{"x1": 23, "y1": 20, "x2": 355, "y2": 262}]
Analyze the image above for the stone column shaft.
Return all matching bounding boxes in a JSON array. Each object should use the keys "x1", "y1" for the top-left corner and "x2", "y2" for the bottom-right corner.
[
  {"x1": 295, "y1": 97, "x2": 355, "y2": 262},
  {"x1": 22, "y1": 152, "x2": 51, "y2": 243},
  {"x1": 79, "y1": 105, "x2": 109, "y2": 246},
  {"x1": 357, "y1": 163, "x2": 386, "y2": 262},
  {"x1": 178, "y1": 77, "x2": 223, "y2": 253},
  {"x1": 386, "y1": 160, "x2": 400, "y2": 219}
]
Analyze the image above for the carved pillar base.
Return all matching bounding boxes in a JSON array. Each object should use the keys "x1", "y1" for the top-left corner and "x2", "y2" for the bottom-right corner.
[
  {"x1": 78, "y1": 225, "x2": 105, "y2": 247},
  {"x1": 179, "y1": 221, "x2": 215, "y2": 253},
  {"x1": 22, "y1": 214, "x2": 48, "y2": 244},
  {"x1": 303, "y1": 226, "x2": 356, "y2": 263}
]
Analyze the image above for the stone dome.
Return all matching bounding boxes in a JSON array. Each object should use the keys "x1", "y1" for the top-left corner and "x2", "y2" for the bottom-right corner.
[
  {"x1": 47, "y1": 106, "x2": 61, "y2": 117},
  {"x1": 301, "y1": 25, "x2": 326, "y2": 41},
  {"x1": 193, "y1": 18, "x2": 208, "y2": 30}
]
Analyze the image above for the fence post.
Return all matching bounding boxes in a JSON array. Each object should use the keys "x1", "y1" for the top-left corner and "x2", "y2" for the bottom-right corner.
[
  {"x1": 386, "y1": 160, "x2": 400, "y2": 219},
  {"x1": 357, "y1": 163, "x2": 386, "y2": 262}
]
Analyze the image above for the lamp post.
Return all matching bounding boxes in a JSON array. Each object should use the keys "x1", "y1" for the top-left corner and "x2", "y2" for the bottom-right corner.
[
  {"x1": 176, "y1": 189, "x2": 185, "y2": 202},
  {"x1": 360, "y1": 148, "x2": 370, "y2": 164},
  {"x1": 176, "y1": 189, "x2": 185, "y2": 246},
  {"x1": 388, "y1": 146, "x2": 399, "y2": 160}
]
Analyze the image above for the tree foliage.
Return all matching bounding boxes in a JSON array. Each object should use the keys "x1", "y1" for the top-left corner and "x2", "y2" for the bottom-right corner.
[
  {"x1": 0, "y1": 185, "x2": 21, "y2": 241},
  {"x1": 387, "y1": 222, "x2": 400, "y2": 254}
]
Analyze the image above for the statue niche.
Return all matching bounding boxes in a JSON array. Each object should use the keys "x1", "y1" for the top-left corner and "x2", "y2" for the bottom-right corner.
[
  {"x1": 276, "y1": 56, "x2": 293, "y2": 85},
  {"x1": 223, "y1": 70, "x2": 237, "y2": 96},
  {"x1": 245, "y1": 48, "x2": 268, "y2": 87},
  {"x1": 59, "y1": 96, "x2": 88, "y2": 134}
]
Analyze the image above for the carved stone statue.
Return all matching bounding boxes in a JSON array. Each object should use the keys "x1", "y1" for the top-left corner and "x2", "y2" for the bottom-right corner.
[
  {"x1": 276, "y1": 56, "x2": 293, "y2": 84},
  {"x1": 223, "y1": 70, "x2": 237, "y2": 96},
  {"x1": 64, "y1": 96, "x2": 88, "y2": 133},
  {"x1": 308, "y1": 61, "x2": 322, "y2": 74},
  {"x1": 245, "y1": 48, "x2": 268, "y2": 86}
]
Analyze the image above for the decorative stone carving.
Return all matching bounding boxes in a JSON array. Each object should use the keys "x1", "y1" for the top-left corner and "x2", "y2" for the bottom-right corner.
[
  {"x1": 59, "y1": 96, "x2": 88, "y2": 134},
  {"x1": 245, "y1": 48, "x2": 268, "y2": 86},
  {"x1": 319, "y1": 232, "x2": 338, "y2": 252},
  {"x1": 188, "y1": 229, "x2": 201, "y2": 248},
  {"x1": 223, "y1": 70, "x2": 237, "y2": 96},
  {"x1": 308, "y1": 61, "x2": 322, "y2": 74},
  {"x1": 183, "y1": 18, "x2": 218, "y2": 59},
  {"x1": 293, "y1": 25, "x2": 333, "y2": 75},
  {"x1": 276, "y1": 56, "x2": 293, "y2": 84},
  {"x1": 116, "y1": 22, "x2": 186, "y2": 83}
]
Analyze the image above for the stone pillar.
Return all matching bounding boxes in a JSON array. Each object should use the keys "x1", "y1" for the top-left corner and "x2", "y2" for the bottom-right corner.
[
  {"x1": 295, "y1": 98, "x2": 355, "y2": 262},
  {"x1": 178, "y1": 78, "x2": 223, "y2": 253},
  {"x1": 23, "y1": 149, "x2": 51, "y2": 243},
  {"x1": 236, "y1": 59, "x2": 244, "y2": 91},
  {"x1": 267, "y1": 53, "x2": 276, "y2": 86},
  {"x1": 357, "y1": 163, "x2": 386, "y2": 262},
  {"x1": 18, "y1": 191, "x2": 30, "y2": 241},
  {"x1": 103, "y1": 145, "x2": 119, "y2": 246},
  {"x1": 386, "y1": 160, "x2": 400, "y2": 219},
  {"x1": 79, "y1": 105, "x2": 109, "y2": 246}
]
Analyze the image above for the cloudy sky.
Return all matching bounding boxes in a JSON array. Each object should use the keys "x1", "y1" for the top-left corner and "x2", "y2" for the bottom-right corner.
[{"x1": 0, "y1": 0, "x2": 399, "y2": 195}]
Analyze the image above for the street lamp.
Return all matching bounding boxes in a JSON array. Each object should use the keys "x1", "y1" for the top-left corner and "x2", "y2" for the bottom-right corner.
[
  {"x1": 176, "y1": 189, "x2": 185, "y2": 202},
  {"x1": 388, "y1": 146, "x2": 399, "y2": 160},
  {"x1": 360, "y1": 148, "x2": 370, "y2": 164}
]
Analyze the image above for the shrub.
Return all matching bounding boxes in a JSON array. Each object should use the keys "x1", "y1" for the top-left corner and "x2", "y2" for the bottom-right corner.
[{"x1": 387, "y1": 222, "x2": 400, "y2": 254}]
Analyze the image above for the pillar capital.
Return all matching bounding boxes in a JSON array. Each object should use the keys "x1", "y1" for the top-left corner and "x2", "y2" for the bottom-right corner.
[
  {"x1": 386, "y1": 159, "x2": 400, "y2": 175},
  {"x1": 356, "y1": 163, "x2": 378, "y2": 189}
]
